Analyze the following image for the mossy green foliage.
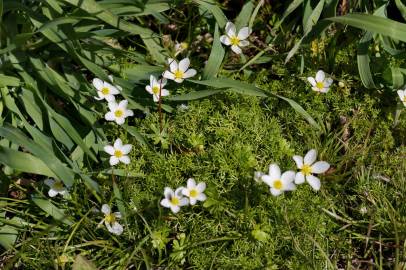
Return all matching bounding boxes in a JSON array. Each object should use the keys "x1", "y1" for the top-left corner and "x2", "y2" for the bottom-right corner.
[{"x1": 6, "y1": 56, "x2": 405, "y2": 269}]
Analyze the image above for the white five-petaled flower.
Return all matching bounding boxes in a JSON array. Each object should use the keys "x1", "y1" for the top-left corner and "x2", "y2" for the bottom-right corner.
[
  {"x1": 397, "y1": 89, "x2": 406, "y2": 107},
  {"x1": 307, "y1": 70, "x2": 333, "y2": 93},
  {"x1": 104, "y1": 100, "x2": 133, "y2": 125},
  {"x1": 220, "y1": 22, "x2": 251, "y2": 54},
  {"x1": 261, "y1": 164, "x2": 296, "y2": 196},
  {"x1": 293, "y1": 149, "x2": 330, "y2": 191},
  {"x1": 160, "y1": 187, "x2": 189, "y2": 213},
  {"x1": 254, "y1": 171, "x2": 265, "y2": 183},
  {"x1": 175, "y1": 42, "x2": 188, "y2": 56},
  {"x1": 181, "y1": 178, "x2": 206, "y2": 205},
  {"x1": 93, "y1": 76, "x2": 121, "y2": 102},
  {"x1": 145, "y1": 75, "x2": 169, "y2": 102},
  {"x1": 163, "y1": 58, "x2": 197, "y2": 83},
  {"x1": 98, "y1": 204, "x2": 123, "y2": 235},
  {"x1": 104, "y1": 138, "x2": 132, "y2": 166},
  {"x1": 44, "y1": 178, "x2": 68, "y2": 197}
]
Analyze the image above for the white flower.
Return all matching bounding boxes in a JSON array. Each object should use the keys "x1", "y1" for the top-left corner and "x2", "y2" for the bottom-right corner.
[
  {"x1": 397, "y1": 89, "x2": 406, "y2": 107},
  {"x1": 254, "y1": 171, "x2": 264, "y2": 183},
  {"x1": 98, "y1": 204, "x2": 123, "y2": 235},
  {"x1": 93, "y1": 76, "x2": 121, "y2": 102},
  {"x1": 44, "y1": 178, "x2": 68, "y2": 197},
  {"x1": 175, "y1": 41, "x2": 188, "y2": 56},
  {"x1": 261, "y1": 164, "x2": 296, "y2": 196},
  {"x1": 145, "y1": 75, "x2": 169, "y2": 102},
  {"x1": 163, "y1": 58, "x2": 197, "y2": 83},
  {"x1": 104, "y1": 100, "x2": 133, "y2": 125},
  {"x1": 160, "y1": 187, "x2": 189, "y2": 213},
  {"x1": 181, "y1": 178, "x2": 206, "y2": 205},
  {"x1": 293, "y1": 149, "x2": 330, "y2": 191},
  {"x1": 307, "y1": 70, "x2": 333, "y2": 93},
  {"x1": 219, "y1": 22, "x2": 251, "y2": 54},
  {"x1": 104, "y1": 138, "x2": 132, "y2": 166}
]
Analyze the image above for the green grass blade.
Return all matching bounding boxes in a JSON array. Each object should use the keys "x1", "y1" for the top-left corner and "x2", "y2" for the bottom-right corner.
[
  {"x1": 31, "y1": 196, "x2": 74, "y2": 226},
  {"x1": 202, "y1": 24, "x2": 225, "y2": 79},
  {"x1": 357, "y1": 32, "x2": 376, "y2": 89},
  {"x1": 235, "y1": 1, "x2": 254, "y2": 30},
  {"x1": 304, "y1": 0, "x2": 325, "y2": 34},
  {"x1": 194, "y1": 0, "x2": 227, "y2": 28},
  {"x1": 167, "y1": 89, "x2": 224, "y2": 101}
]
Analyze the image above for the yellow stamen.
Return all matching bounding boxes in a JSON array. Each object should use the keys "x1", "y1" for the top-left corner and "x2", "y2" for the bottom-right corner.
[
  {"x1": 230, "y1": 36, "x2": 240, "y2": 46},
  {"x1": 189, "y1": 189, "x2": 198, "y2": 198},
  {"x1": 152, "y1": 86, "x2": 160, "y2": 95},
  {"x1": 101, "y1": 87, "x2": 110, "y2": 95},
  {"x1": 105, "y1": 213, "x2": 116, "y2": 224},
  {"x1": 170, "y1": 197, "x2": 180, "y2": 206},
  {"x1": 301, "y1": 164, "x2": 312, "y2": 176},
  {"x1": 114, "y1": 150, "x2": 123, "y2": 158},
  {"x1": 180, "y1": 42, "x2": 188, "y2": 49},
  {"x1": 316, "y1": 82, "x2": 324, "y2": 90},
  {"x1": 174, "y1": 70, "x2": 184, "y2": 80},
  {"x1": 273, "y1": 180, "x2": 283, "y2": 190},
  {"x1": 114, "y1": 110, "x2": 123, "y2": 117}
]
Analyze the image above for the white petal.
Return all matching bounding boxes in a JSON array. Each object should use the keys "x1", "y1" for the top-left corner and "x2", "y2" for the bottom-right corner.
[
  {"x1": 268, "y1": 164, "x2": 281, "y2": 179},
  {"x1": 238, "y1": 40, "x2": 249, "y2": 47},
  {"x1": 181, "y1": 188, "x2": 190, "y2": 197},
  {"x1": 179, "y1": 197, "x2": 189, "y2": 206},
  {"x1": 105, "y1": 112, "x2": 115, "y2": 121},
  {"x1": 254, "y1": 171, "x2": 264, "y2": 182},
  {"x1": 231, "y1": 45, "x2": 242, "y2": 54},
  {"x1": 118, "y1": 100, "x2": 128, "y2": 109},
  {"x1": 237, "y1": 27, "x2": 251, "y2": 40},
  {"x1": 114, "y1": 138, "x2": 123, "y2": 149},
  {"x1": 175, "y1": 187, "x2": 184, "y2": 197},
  {"x1": 225, "y1": 22, "x2": 236, "y2": 37},
  {"x1": 307, "y1": 77, "x2": 316, "y2": 87},
  {"x1": 315, "y1": 70, "x2": 325, "y2": 82},
  {"x1": 284, "y1": 182, "x2": 296, "y2": 191},
  {"x1": 163, "y1": 71, "x2": 175, "y2": 80},
  {"x1": 304, "y1": 149, "x2": 317, "y2": 165},
  {"x1": 104, "y1": 82, "x2": 120, "y2": 94},
  {"x1": 150, "y1": 75, "x2": 156, "y2": 85},
  {"x1": 170, "y1": 205, "x2": 180, "y2": 213},
  {"x1": 119, "y1": 156, "x2": 130, "y2": 164},
  {"x1": 174, "y1": 78, "x2": 184, "y2": 83},
  {"x1": 161, "y1": 89, "x2": 170, "y2": 97},
  {"x1": 292, "y1": 155, "x2": 303, "y2": 169},
  {"x1": 261, "y1": 175, "x2": 272, "y2": 186},
  {"x1": 44, "y1": 178, "x2": 55, "y2": 187},
  {"x1": 197, "y1": 193, "x2": 206, "y2": 202},
  {"x1": 164, "y1": 187, "x2": 174, "y2": 199},
  {"x1": 115, "y1": 117, "x2": 125, "y2": 125},
  {"x1": 178, "y1": 58, "x2": 190, "y2": 72},
  {"x1": 311, "y1": 161, "x2": 330, "y2": 174},
  {"x1": 306, "y1": 175, "x2": 321, "y2": 191},
  {"x1": 295, "y1": 172, "x2": 305, "y2": 184},
  {"x1": 114, "y1": 212, "x2": 122, "y2": 219},
  {"x1": 109, "y1": 156, "x2": 119, "y2": 166},
  {"x1": 183, "y1": 69, "x2": 196, "y2": 79},
  {"x1": 196, "y1": 182, "x2": 206, "y2": 192},
  {"x1": 125, "y1": 109, "x2": 134, "y2": 117},
  {"x1": 270, "y1": 188, "x2": 283, "y2": 196},
  {"x1": 160, "y1": 198, "x2": 171, "y2": 208},
  {"x1": 108, "y1": 102, "x2": 118, "y2": 111},
  {"x1": 111, "y1": 222, "x2": 123, "y2": 235},
  {"x1": 104, "y1": 145, "x2": 115, "y2": 155},
  {"x1": 398, "y1": 90, "x2": 405, "y2": 100},
  {"x1": 320, "y1": 87, "x2": 330, "y2": 93},
  {"x1": 281, "y1": 171, "x2": 295, "y2": 183},
  {"x1": 92, "y1": 78, "x2": 103, "y2": 90},
  {"x1": 220, "y1": 35, "x2": 231, "y2": 45},
  {"x1": 189, "y1": 198, "x2": 197, "y2": 205},
  {"x1": 105, "y1": 95, "x2": 116, "y2": 102},
  {"x1": 187, "y1": 178, "x2": 196, "y2": 189},
  {"x1": 325, "y1": 77, "x2": 333, "y2": 87},
  {"x1": 153, "y1": 95, "x2": 159, "y2": 102},
  {"x1": 168, "y1": 58, "x2": 178, "y2": 72},
  {"x1": 48, "y1": 189, "x2": 58, "y2": 197},
  {"x1": 121, "y1": 144, "x2": 132, "y2": 154},
  {"x1": 101, "y1": 204, "x2": 111, "y2": 214}
]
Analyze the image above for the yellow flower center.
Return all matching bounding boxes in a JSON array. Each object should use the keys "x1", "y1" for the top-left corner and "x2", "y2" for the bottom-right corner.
[
  {"x1": 230, "y1": 36, "x2": 240, "y2": 46},
  {"x1": 114, "y1": 109, "x2": 123, "y2": 117},
  {"x1": 174, "y1": 70, "x2": 184, "y2": 80},
  {"x1": 273, "y1": 180, "x2": 283, "y2": 190},
  {"x1": 189, "y1": 189, "x2": 198, "y2": 198},
  {"x1": 403, "y1": 97, "x2": 406, "y2": 103},
  {"x1": 316, "y1": 82, "x2": 324, "y2": 90},
  {"x1": 105, "y1": 213, "x2": 116, "y2": 224},
  {"x1": 170, "y1": 197, "x2": 180, "y2": 206},
  {"x1": 152, "y1": 86, "x2": 160, "y2": 95},
  {"x1": 114, "y1": 150, "x2": 123, "y2": 158},
  {"x1": 101, "y1": 87, "x2": 110, "y2": 95},
  {"x1": 53, "y1": 181, "x2": 64, "y2": 190},
  {"x1": 301, "y1": 164, "x2": 312, "y2": 176}
]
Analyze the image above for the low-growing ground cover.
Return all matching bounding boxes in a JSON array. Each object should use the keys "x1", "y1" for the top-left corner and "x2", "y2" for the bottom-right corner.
[{"x1": 0, "y1": 0, "x2": 405, "y2": 269}]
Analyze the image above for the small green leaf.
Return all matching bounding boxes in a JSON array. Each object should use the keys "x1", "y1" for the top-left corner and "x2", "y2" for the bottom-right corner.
[{"x1": 31, "y1": 196, "x2": 74, "y2": 225}]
